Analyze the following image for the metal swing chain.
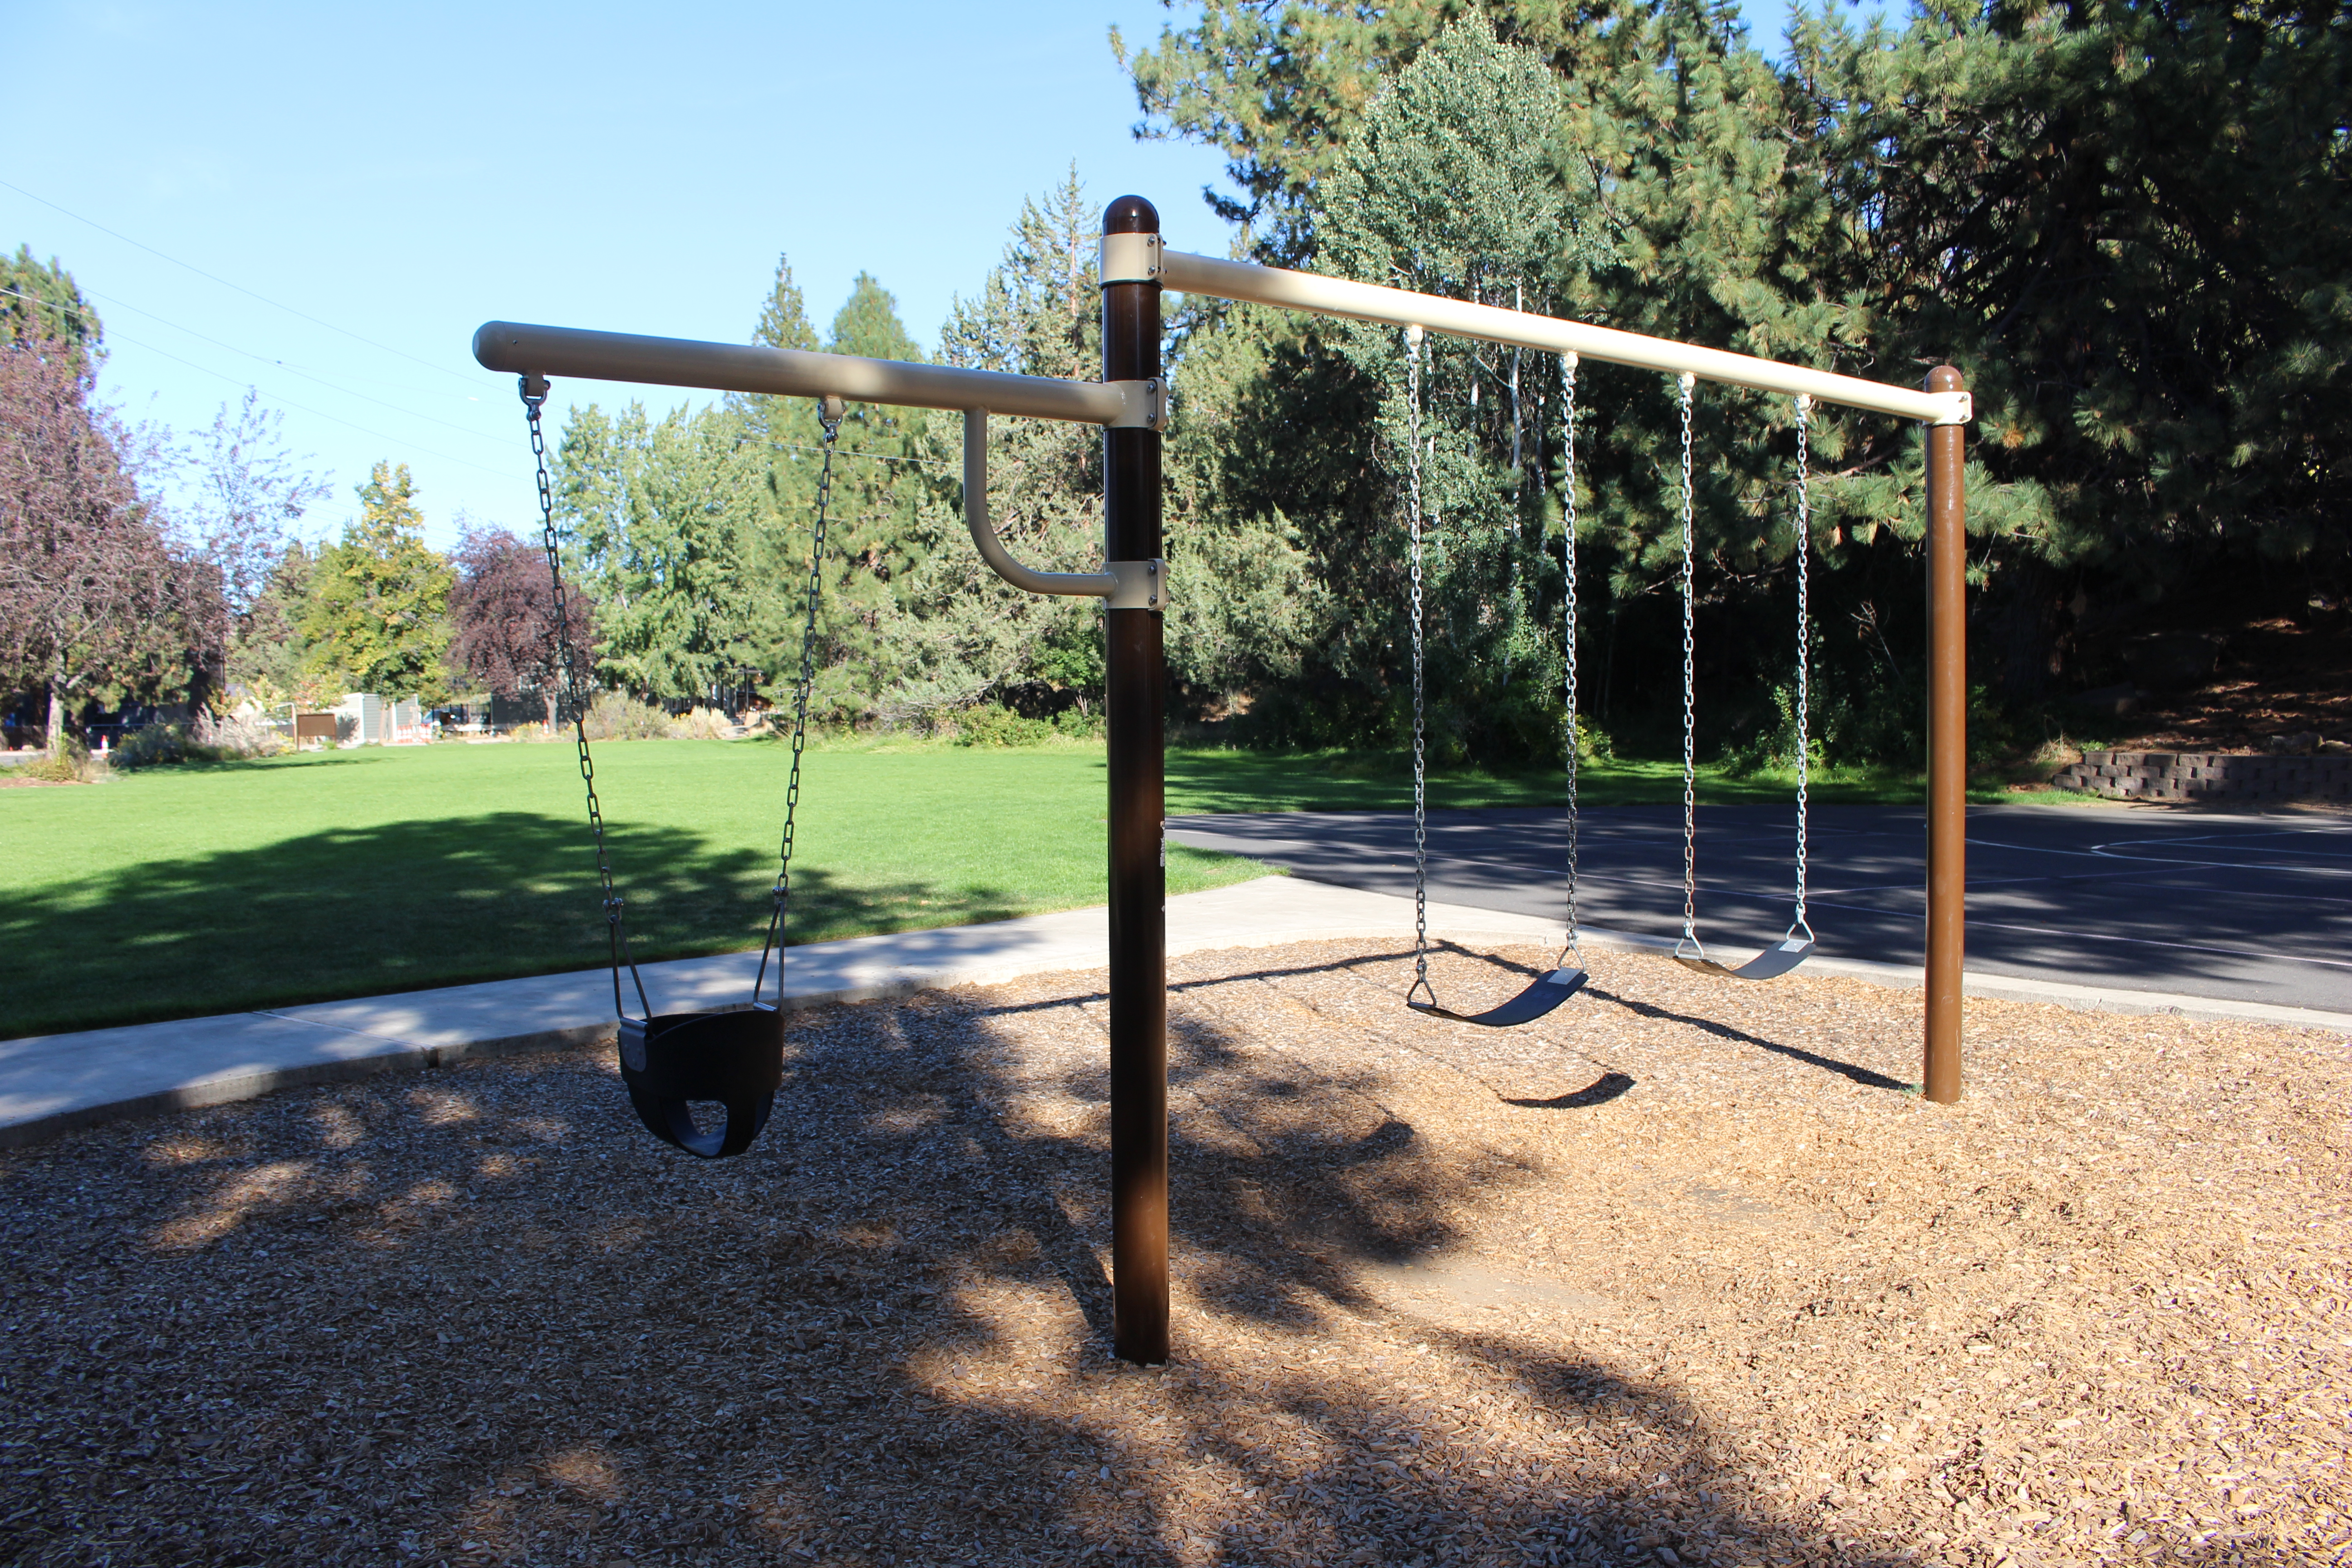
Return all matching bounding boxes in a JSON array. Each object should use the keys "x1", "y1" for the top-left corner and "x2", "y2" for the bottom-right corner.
[
  {"x1": 523, "y1": 377, "x2": 651, "y2": 1022},
  {"x1": 1792, "y1": 395, "x2": 1813, "y2": 939},
  {"x1": 1676, "y1": 372, "x2": 1702, "y2": 957},
  {"x1": 754, "y1": 399, "x2": 844, "y2": 1008},
  {"x1": 1560, "y1": 353, "x2": 1583, "y2": 970},
  {"x1": 1405, "y1": 325, "x2": 1433, "y2": 1005}
]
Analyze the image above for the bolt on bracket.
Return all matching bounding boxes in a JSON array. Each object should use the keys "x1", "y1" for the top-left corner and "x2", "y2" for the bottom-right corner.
[
  {"x1": 1099, "y1": 232, "x2": 1166, "y2": 285},
  {"x1": 1106, "y1": 378, "x2": 1168, "y2": 431}
]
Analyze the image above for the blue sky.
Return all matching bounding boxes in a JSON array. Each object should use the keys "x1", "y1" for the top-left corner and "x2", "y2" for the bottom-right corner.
[{"x1": 4, "y1": 0, "x2": 1859, "y2": 548}]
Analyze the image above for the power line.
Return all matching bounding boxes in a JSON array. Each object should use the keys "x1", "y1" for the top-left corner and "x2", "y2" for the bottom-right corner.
[
  {"x1": 2, "y1": 284, "x2": 508, "y2": 447},
  {"x1": 0, "y1": 285, "x2": 514, "y2": 477},
  {"x1": 8, "y1": 274, "x2": 957, "y2": 482},
  {"x1": 0, "y1": 174, "x2": 481, "y2": 387},
  {"x1": 1, "y1": 304, "x2": 513, "y2": 480},
  {"x1": 0, "y1": 183, "x2": 981, "y2": 456}
]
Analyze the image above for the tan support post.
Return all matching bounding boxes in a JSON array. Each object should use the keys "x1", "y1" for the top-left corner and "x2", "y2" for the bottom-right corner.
[{"x1": 1923, "y1": 366, "x2": 1968, "y2": 1104}]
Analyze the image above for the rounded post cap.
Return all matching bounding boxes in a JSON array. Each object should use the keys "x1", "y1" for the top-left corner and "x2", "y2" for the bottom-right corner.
[
  {"x1": 472, "y1": 320, "x2": 518, "y2": 370},
  {"x1": 1103, "y1": 195, "x2": 1160, "y2": 235},
  {"x1": 1926, "y1": 363, "x2": 1965, "y2": 392}
]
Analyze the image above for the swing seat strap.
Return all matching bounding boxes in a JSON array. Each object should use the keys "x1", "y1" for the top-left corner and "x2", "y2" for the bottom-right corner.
[
  {"x1": 1671, "y1": 923, "x2": 1816, "y2": 982},
  {"x1": 1409, "y1": 966, "x2": 1588, "y2": 1027}
]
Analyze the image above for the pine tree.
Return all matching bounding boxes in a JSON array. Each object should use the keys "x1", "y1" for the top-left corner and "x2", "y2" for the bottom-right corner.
[
  {"x1": 300, "y1": 461, "x2": 455, "y2": 701},
  {"x1": 0, "y1": 246, "x2": 102, "y2": 372},
  {"x1": 887, "y1": 168, "x2": 1115, "y2": 719},
  {"x1": 1117, "y1": 0, "x2": 1464, "y2": 260},
  {"x1": 1316, "y1": 18, "x2": 1602, "y2": 757},
  {"x1": 734, "y1": 255, "x2": 833, "y2": 697},
  {"x1": 1798, "y1": 0, "x2": 2352, "y2": 694},
  {"x1": 1133, "y1": 0, "x2": 2352, "y2": 745},
  {"x1": 805, "y1": 274, "x2": 933, "y2": 714},
  {"x1": 554, "y1": 402, "x2": 763, "y2": 705}
]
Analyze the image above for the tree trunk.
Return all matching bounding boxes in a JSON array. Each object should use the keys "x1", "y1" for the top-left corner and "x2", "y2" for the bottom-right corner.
[{"x1": 46, "y1": 683, "x2": 64, "y2": 760}]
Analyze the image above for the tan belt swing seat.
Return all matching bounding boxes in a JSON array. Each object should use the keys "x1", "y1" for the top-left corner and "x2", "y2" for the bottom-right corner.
[
  {"x1": 1397, "y1": 328, "x2": 1592, "y2": 1029},
  {"x1": 1667, "y1": 376, "x2": 1820, "y2": 985}
]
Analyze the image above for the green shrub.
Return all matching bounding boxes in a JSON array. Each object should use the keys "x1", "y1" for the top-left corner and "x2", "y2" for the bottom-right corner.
[
  {"x1": 12, "y1": 738, "x2": 93, "y2": 782},
  {"x1": 1053, "y1": 708, "x2": 1105, "y2": 741},
  {"x1": 192, "y1": 710, "x2": 289, "y2": 760},
  {"x1": 954, "y1": 703, "x2": 1056, "y2": 748},
  {"x1": 583, "y1": 693, "x2": 674, "y2": 741},
  {"x1": 1721, "y1": 685, "x2": 1830, "y2": 779},
  {"x1": 108, "y1": 725, "x2": 189, "y2": 770}
]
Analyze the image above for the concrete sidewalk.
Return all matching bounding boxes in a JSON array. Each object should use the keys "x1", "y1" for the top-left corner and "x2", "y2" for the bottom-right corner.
[
  {"x1": 7, "y1": 875, "x2": 2345, "y2": 1149},
  {"x1": 0, "y1": 877, "x2": 1555, "y2": 1149}
]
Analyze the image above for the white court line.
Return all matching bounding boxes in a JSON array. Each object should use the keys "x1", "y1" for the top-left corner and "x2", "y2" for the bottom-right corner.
[
  {"x1": 1796, "y1": 902, "x2": 2352, "y2": 972},
  {"x1": 1563, "y1": 874, "x2": 2352, "y2": 973},
  {"x1": 1955, "y1": 832, "x2": 2352, "y2": 878},
  {"x1": 2089, "y1": 831, "x2": 2352, "y2": 876},
  {"x1": 1965, "y1": 835, "x2": 2158, "y2": 862},
  {"x1": 1812, "y1": 870, "x2": 2352, "y2": 902}
]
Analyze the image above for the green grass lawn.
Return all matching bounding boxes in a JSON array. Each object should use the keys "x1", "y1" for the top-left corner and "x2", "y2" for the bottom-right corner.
[
  {"x1": 5, "y1": 740, "x2": 1257, "y2": 1038},
  {"x1": 5, "y1": 735, "x2": 2082, "y2": 1038},
  {"x1": 1163, "y1": 744, "x2": 2081, "y2": 813}
]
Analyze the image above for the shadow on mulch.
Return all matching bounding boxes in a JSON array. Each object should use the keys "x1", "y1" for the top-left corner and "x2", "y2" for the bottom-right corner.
[
  {"x1": 0, "y1": 962, "x2": 2305, "y2": 1568},
  {"x1": 1583, "y1": 985, "x2": 1913, "y2": 1093}
]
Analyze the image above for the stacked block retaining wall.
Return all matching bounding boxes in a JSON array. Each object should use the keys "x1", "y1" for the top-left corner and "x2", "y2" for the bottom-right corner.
[{"x1": 2049, "y1": 750, "x2": 2352, "y2": 803}]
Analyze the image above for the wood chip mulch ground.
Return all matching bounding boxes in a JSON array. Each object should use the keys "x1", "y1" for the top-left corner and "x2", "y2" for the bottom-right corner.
[{"x1": 4, "y1": 942, "x2": 2347, "y2": 1568}]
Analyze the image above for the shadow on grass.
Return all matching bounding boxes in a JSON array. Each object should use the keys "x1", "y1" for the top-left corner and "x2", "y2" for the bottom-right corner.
[{"x1": 5, "y1": 811, "x2": 1029, "y2": 1039}]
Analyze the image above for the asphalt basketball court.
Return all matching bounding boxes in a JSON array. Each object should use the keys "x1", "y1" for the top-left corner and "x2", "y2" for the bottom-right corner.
[{"x1": 1167, "y1": 803, "x2": 2352, "y2": 1015}]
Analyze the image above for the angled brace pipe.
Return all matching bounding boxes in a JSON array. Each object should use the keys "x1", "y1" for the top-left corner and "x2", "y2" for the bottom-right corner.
[{"x1": 963, "y1": 410, "x2": 1163, "y2": 611}]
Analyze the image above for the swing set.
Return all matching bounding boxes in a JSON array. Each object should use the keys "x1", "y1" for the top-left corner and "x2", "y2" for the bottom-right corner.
[
  {"x1": 474, "y1": 195, "x2": 1972, "y2": 1365},
  {"x1": 1396, "y1": 335, "x2": 1823, "y2": 1029}
]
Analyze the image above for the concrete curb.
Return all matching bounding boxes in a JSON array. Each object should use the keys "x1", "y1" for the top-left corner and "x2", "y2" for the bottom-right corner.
[
  {"x1": 1564, "y1": 924, "x2": 2352, "y2": 1035},
  {"x1": 3, "y1": 1022, "x2": 617, "y2": 1149},
  {"x1": 7, "y1": 875, "x2": 2342, "y2": 1150},
  {"x1": 0, "y1": 877, "x2": 1554, "y2": 1150}
]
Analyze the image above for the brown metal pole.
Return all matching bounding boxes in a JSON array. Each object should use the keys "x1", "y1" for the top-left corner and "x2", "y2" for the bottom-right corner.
[
  {"x1": 1923, "y1": 366, "x2": 1967, "y2": 1104},
  {"x1": 1102, "y1": 196, "x2": 1169, "y2": 1363}
]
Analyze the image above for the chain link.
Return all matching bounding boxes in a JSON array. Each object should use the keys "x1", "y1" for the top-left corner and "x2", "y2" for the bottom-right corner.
[
  {"x1": 1792, "y1": 395, "x2": 1812, "y2": 939},
  {"x1": 1677, "y1": 374, "x2": 1700, "y2": 956},
  {"x1": 754, "y1": 399, "x2": 843, "y2": 1007},
  {"x1": 1404, "y1": 327, "x2": 1432, "y2": 1005},
  {"x1": 1559, "y1": 353, "x2": 1582, "y2": 970},
  {"x1": 524, "y1": 377, "x2": 650, "y2": 1021}
]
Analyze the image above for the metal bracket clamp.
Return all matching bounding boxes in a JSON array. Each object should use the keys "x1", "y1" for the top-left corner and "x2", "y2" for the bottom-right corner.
[
  {"x1": 1106, "y1": 378, "x2": 1169, "y2": 431},
  {"x1": 1106, "y1": 559, "x2": 1167, "y2": 612},
  {"x1": 1099, "y1": 232, "x2": 1166, "y2": 285},
  {"x1": 1928, "y1": 392, "x2": 1974, "y2": 427}
]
